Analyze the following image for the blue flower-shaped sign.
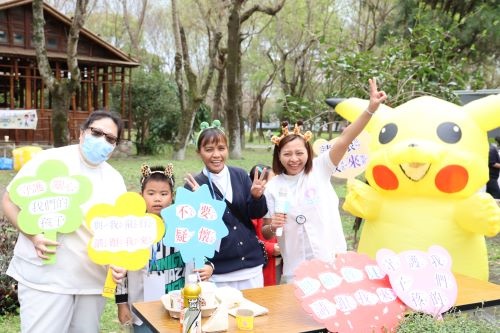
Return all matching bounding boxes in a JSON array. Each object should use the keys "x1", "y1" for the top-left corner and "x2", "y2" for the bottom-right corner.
[{"x1": 161, "y1": 184, "x2": 228, "y2": 269}]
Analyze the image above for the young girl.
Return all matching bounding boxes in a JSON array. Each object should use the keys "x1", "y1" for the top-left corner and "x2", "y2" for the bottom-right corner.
[
  {"x1": 249, "y1": 164, "x2": 281, "y2": 286},
  {"x1": 116, "y1": 164, "x2": 213, "y2": 332},
  {"x1": 185, "y1": 121, "x2": 268, "y2": 290},
  {"x1": 262, "y1": 78, "x2": 387, "y2": 283}
]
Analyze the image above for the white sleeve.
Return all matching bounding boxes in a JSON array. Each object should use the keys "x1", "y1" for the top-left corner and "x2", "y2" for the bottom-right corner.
[{"x1": 312, "y1": 150, "x2": 336, "y2": 180}]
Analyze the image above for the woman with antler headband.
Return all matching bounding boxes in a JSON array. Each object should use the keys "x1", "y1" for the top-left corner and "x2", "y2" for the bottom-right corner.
[
  {"x1": 184, "y1": 120, "x2": 269, "y2": 290},
  {"x1": 262, "y1": 78, "x2": 387, "y2": 283},
  {"x1": 115, "y1": 163, "x2": 214, "y2": 331}
]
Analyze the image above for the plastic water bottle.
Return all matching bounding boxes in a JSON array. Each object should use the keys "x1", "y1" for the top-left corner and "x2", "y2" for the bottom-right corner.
[
  {"x1": 275, "y1": 187, "x2": 288, "y2": 236},
  {"x1": 181, "y1": 274, "x2": 201, "y2": 333}
]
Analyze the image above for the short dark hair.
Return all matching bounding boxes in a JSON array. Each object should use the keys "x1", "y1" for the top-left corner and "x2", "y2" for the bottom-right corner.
[
  {"x1": 81, "y1": 110, "x2": 124, "y2": 144},
  {"x1": 249, "y1": 164, "x2": 272, "y2": 181},
  {"x1": 196, "y1": 128, "x2": 227, "y2": 151},
  {"x1": 140, "y1": 165, "x2": 175, "y2": 193},
  {"x1": 272, "y1": 135, "x2": 313, "y2": 175}
]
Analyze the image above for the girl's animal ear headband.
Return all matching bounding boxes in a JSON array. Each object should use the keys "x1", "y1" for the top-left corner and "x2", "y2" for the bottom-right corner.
[
  {"x1": 271, "y1": 121, "x2": 313, "y2": 145},
  {"x1": 140, "y1": 163, "x2": 174, "y2": 184}
]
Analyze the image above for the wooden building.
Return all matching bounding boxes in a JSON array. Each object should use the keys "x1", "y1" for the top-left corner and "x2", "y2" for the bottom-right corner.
[{"x1": 0, "y1": 0, "x2": 139, "y2": 144}]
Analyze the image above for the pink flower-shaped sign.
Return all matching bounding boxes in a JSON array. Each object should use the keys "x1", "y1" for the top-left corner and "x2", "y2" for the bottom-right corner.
[
  {"x1": 376, "y1": 245, "x2": 457, "y2": 318},
  {"x1": 293, "y1": 252, "x2": 406, "y2": 333}
]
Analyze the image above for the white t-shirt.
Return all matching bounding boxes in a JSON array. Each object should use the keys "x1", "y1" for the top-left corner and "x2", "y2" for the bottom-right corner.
[
  {"x1": 6, "y1": 144, "x2": 126, "y2": 294},
  {"x1": 264, "y1": 151, "x2": 347, "y2": 281}
]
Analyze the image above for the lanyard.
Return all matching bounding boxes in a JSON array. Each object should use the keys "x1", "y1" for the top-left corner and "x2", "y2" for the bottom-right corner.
[{"x1": 207, "y1": 171, "x2": 229, "y2": 202}]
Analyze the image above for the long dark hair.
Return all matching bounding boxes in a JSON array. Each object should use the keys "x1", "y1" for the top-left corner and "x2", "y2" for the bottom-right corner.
[{"x1": 272, "y1": 135, "x2": 313, "y2": 175}]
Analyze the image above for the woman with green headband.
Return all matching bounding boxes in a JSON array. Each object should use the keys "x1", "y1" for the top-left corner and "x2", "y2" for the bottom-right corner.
[{"x1": 185, "y1": 120, "x2": 269, "y2": 290}]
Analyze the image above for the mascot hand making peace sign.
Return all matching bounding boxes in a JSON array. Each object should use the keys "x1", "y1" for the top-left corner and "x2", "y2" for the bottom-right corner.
[{"x1": 336, "y1": 94, "x2": 500, "y2": 281}]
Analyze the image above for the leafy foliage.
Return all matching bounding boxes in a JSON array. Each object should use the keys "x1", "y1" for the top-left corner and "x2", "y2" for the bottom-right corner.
[
  {"x1": 113, "y1": 68, "x2": 180, "y2": 155},
  {"x1": 396, "y1": 311, "x2": 498, "y2": 333},
  {"x1": 0, "y1": 217, "x2": 19, "y2": 315},
  {"x1": 320, "y1": 22, "x2": 470, "y2": 106}
]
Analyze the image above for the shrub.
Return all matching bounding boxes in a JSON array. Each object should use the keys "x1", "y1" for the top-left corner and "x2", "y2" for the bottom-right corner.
[
  {"x1": 396, "y1": 310, "x2": 498, "y2": 333},
  {"x1": 0, "y1": 216, "x2": 19, "y2": 315}
]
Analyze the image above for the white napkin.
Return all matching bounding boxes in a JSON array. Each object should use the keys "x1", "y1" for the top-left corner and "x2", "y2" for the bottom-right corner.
[{"x1": 227, "y1": 298, "x2": 269, "y2": 317}]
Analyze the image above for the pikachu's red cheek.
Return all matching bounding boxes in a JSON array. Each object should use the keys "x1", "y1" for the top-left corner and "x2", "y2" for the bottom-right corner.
[
  {"x1": 435, "y1": 165, "x2": 468, "y2": 193},
  {"x1": 373, "y1": 165, "x2": 399, "y2": 190}
]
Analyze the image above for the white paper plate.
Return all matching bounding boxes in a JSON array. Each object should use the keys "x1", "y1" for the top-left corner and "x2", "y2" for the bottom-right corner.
[{"x1": 160, "y1": 294, "x2": 217, "y2": 318}]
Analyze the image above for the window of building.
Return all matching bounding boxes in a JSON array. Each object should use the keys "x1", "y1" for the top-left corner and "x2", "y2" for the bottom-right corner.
[
  {"x1": 0, "y1": 30, "x2": 7, "y2": 44},
  {"x1": 13, "y1": 31, "x2": 24, "y2": 46}
]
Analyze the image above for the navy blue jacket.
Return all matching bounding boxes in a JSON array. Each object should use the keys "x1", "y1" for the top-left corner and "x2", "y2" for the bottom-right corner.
[{"x1": 186, "y1": 166, "x2": 267, "y2": 274}]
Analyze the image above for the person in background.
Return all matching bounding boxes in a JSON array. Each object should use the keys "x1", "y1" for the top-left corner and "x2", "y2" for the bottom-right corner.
[
  {"x1": 497, "y1": 136, "x2": 500, "y2": 191},
  {"x1": 262, "y1": 78, "x2": 387, "y2": 283},
  {"x1": 184, "y1": 120, "x2": 268, "y2": 290},
  {"x1": 486, "y1": 136, "x2": 500, "y2": 199},
  {"x1": 116, "y1": 164, "x2": 214, "y2": 332},
  {"x1": 1, "y1": 110, "x2": 127, "y2": 333},
  {"x1": 249, "y1": 164, "x2": 282, "y2": 286}
]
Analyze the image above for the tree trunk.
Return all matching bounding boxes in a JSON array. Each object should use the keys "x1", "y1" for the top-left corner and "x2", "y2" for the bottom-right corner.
[
  {"x1": 212, "y1": 64, "x2": 225, "y2": 121},
  {"x1": 171, "y1": 0, "x2": 221, "y2": 160},
  {"x1": 32, "y1": 0, "x2": 88, "y2": 147},
  {"x1": 225, "y1": 1, "x2": 243, "y2": 159},
  {"x1": 51, "y1": 83, "x2": 71, "y2": 147},
  {"x1": 225, "y1": 0, "x2": 285, "y2": 158}
]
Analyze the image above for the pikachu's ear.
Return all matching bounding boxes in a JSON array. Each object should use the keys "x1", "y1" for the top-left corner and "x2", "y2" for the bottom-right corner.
[
  {"x1": 464, "y1": 94, "x2": 500, "y2": 132},
  {"x1": 334, "y1": 97, "x2": 392, "y2": 132}
]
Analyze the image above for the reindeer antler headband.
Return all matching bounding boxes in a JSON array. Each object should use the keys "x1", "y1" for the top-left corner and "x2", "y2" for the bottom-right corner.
[
  {"x1": 140, "y1": 163, "x2": 174, "y2": 185},
  {"x1": 271, "y1": 121, "x2": 313, "y2": 145}
]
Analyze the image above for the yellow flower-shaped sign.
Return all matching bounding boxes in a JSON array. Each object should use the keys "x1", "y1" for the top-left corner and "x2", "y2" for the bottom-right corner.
[{"x1": 85, "y1": 192, "x2": 165, "y2": 298}]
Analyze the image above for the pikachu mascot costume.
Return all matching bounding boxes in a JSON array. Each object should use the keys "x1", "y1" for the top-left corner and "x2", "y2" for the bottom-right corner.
[{"x1": 335, "y1": 94, "x2": 500, "y2": 281}]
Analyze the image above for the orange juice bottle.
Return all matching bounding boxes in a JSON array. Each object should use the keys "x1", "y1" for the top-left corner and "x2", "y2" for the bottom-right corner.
[{"x1": 181, "y1": 274, "x2": 201, "y2": 333}]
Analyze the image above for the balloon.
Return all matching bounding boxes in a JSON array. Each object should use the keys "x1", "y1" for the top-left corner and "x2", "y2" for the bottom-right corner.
[{"x1": 336, "y1": 94, "x2": 500, "y2": 281}]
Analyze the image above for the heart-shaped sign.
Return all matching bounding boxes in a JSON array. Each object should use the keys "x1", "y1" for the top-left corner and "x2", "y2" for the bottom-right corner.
[
  {"x1": 376, "y1": 245, "x2": 457, "y2": 318},
  {"x1": 293, "y1": 252, "x2": 406, "y2": 332}
]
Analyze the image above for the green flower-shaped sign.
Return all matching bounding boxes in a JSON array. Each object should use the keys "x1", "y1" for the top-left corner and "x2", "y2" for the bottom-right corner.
[{"x1": 9, "y1": 159, "x2": 93, "y2": 264}]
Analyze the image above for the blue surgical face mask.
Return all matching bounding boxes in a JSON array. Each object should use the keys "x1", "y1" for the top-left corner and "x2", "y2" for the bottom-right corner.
[{"x1": 81, "y1": 133, "x2": 115, "y2": 165}]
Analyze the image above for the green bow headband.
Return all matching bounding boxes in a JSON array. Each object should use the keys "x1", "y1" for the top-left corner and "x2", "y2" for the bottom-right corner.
[{"x1": 199, "y1": 120, "x2": 223, "y2": 132}]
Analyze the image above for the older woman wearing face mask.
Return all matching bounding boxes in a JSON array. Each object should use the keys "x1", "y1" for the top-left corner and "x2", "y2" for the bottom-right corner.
[{"x1": 1, "y1": 110, "x2": 127, "y2": 333}]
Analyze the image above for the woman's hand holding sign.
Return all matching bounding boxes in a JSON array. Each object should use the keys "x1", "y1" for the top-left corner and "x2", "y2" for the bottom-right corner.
[{"x1": 30, "y1": 234, "x2": 59, "y2": 260}]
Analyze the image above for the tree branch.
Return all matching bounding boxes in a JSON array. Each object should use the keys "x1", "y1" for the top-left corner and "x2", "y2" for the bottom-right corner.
[{"x1": 240, "y1": 0, "x2": 286, "y2": 23}]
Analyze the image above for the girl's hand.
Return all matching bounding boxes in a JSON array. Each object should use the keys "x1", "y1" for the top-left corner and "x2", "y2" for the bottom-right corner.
[
  {"x1": 271, "y1": 213, "x2": 287, "y2": 232},
  {"x1": 194, "y1": 264, "x2": 214, "y2": 281},
  {"x1": 110, "y1": 265, "x2": 127, "y2": 284},
  {"x1": 250, "y1": 167, "x2": 268, "y2": 199},
  {"x1": 29, "y1": 234, "x2": 59, "y2": 260},
  {"x1": 117, "y1": 303, "x2": 133, "y2": 325},
  {"x1": 367, "y1": 78, "x2": 387, "y2": 114},
  {"x1": 273, "y1": 243, "x2": 281, "y2": 257},
  {"x1": 185, "y1": 173, "x2": 200, "y2": 191}
]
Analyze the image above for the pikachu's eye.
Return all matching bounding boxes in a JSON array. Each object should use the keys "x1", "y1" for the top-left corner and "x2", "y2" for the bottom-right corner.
[
  {"x1": 379, "y1": 123, "x2": 398, "y2": 144},
  {"x1": 437, "y1": 122, "x2": 461, "y2": 144}
]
